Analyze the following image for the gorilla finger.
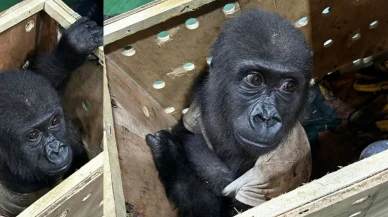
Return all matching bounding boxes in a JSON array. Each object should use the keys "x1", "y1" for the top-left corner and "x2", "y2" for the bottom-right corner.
[{"x1": 145, "y1": 134, "x2": 160, "y2": 148}]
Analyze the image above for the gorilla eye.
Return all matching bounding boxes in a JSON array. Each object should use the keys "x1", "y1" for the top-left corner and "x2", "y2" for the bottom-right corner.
[
  {"x1": 27, "y1": 130, "x2": 40, "y2": 141},
  {"x1": 245, "y1": 74, "x2": 263, "y2": 86},
  {"x1": 51, "y1": 115, "x2": 60, "y2": 126},
  {"x1": 282, "y1": 80, "x2": 298, "y2": 92}
]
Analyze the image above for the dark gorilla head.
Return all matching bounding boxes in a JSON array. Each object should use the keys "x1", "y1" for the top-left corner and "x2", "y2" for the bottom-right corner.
[
  {"x1": 0, "y1": 71, "x2": 73, "y2": 181},
  {"x1": 198, "y1": 9, "x2": 313, "y2": 153}
]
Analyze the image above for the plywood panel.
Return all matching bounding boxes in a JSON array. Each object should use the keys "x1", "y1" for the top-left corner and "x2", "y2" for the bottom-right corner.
[
  {"x1": 106, "y1": 57, "x2": 177, "y2": 216},
  {"x1": 309, "y1": 0, "x2": 388, "y2": 80},
  {"x1": 63, "y1": 62, "x2": 104, "y2": 158},
  {"x1": 0, "y1": 14, "x2": 38, "y2": 70},
  {"x1": 106, "y1": 0, "x2": 388, "y2": 120},
  {"x1": 115, "y1": 125, "x2": 177, "y2": 217},
  {"x1": 37, "y1": 11, "x2": 58, "y2": 53},
  {"x1": 105, "y1": 0, "x2": 236, "y2": 119},
  {"x1": 239, "y1": 0, "x2": 312, "y2": 44},
  {"x1": 106, "y1": 57, "x2": 176, "y2": 136}
]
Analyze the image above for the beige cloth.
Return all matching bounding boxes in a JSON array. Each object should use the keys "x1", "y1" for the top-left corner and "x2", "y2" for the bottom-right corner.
[
  {"x1": 183, "y1": 102, "x2": 312, "y2": 207},
  {"x1": 222, "y1": 123, "x2": 311, "y2": 206}
]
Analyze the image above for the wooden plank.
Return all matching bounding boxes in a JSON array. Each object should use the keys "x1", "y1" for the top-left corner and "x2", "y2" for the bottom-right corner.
[
  {"x1": 364, "y1": 177, "x2": 388, "y2": 217},
  {"x1": 299, "y1": 173, "x2": 388, "y2": 217},
  {"x1": 63, "y1": 62, "x2": 104, "y2": 158},
  {"x1": 0, "y1": 0, "x2": 46, "y2": 34},
  {"x1": 105, "y1": 0, "x2": 236, "y2": 120},
  {"x1": 19, "y1": 153, "x2": 103, "y2": 217},
  {"x1": 235, "y1": 150, "x2": 388, "y2": 217},
  {"x1": 115, "y1": 123, "x2": 178, "y2": 217},
  {"x1": 103, "y1": 0, "x2": 217, "y2": 45},
  {"x1": 44, "y1": 0, "x2": 78, "y2": 29},
  {"x1": 106, "y1": 57, "x2": 177, "y2": 216},
  {"x1": 0, "y1": 14, "x2": 38, "y2": 70},
  {"x1": 103, "y1": 58, "x2": 126, "y2": 217}
]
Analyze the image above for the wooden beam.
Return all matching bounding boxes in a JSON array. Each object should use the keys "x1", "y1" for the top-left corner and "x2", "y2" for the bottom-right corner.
[
  {"x1": 235, "y1": 150, "x2": 388, "y2": 217},
  {"x1": 19, "y1": 153, "x2": 103, "y2": 217},
  {"x1": 43, "y1": 0, "x2": 78, "y2": 29},
  {"x1": 103, "y1": 0, "x2": 216, "y2": 45},
  {"x1": 0, "y1": 0, "x2": 46, "y2": 34},
  {"x1": 103, "y1": 58, "x2": 126, "y2": 217}
]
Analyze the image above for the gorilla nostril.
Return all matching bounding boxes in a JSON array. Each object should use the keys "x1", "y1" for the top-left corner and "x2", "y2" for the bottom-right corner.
[
  {"x1": 267, "y1": 118, "x2": 279, "y2": 127},
  {"x1": 254, "y1": 114, "x2": 266, "y2": 122}
]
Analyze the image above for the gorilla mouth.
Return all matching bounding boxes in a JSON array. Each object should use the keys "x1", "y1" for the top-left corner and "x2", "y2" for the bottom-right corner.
[
  {"x1": 45, "y1": 163, "x2": 70, "y2": 176},
  {"x1": 235, "y1": 132, "x2": 271, "y2": 148}
]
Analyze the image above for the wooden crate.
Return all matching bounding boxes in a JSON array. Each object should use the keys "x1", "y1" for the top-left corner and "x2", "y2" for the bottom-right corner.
[
  {"x1": 0, "y1": 0, "x2": 104, "y2": 216},
  {"x1": 103, "y1": 0, "x2": 388, "y2": 217}
]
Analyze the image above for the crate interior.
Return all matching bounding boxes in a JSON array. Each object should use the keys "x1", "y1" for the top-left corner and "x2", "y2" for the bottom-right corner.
[
  {"x1": 0, "y1": 10, "x2": 103, "y2": 216},
  {"x1": 104, "y1": 0, "x2": 388, "y2": 215}
]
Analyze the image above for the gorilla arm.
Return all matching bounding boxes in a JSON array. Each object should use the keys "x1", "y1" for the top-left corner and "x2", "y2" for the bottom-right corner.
[{"x1": 29, "y1": 17, "x2": 102, "y2": 92}]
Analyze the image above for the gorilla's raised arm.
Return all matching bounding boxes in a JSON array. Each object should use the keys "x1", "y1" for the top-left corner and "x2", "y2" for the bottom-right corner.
[{"x1": 30, "y1": 17, "x2": 102, "y2": 92}]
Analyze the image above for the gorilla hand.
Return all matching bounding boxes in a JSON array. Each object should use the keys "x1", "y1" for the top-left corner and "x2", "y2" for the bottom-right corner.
[{"x1": 63, "y1": 17, "x2": 103, "y2": 54}]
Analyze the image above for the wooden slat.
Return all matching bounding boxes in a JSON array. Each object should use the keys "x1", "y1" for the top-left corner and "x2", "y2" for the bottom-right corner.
[
  {"x1": 44, "y1": 0, "x2": 77, "y2": 29},
  {"x1": 0, "y1": 0, "x2": 46, "y2": 34},
  {"x1": 103, "y1": 59, "x2": 126, "y2": 217},
  {"x1": 235, "y1": 150, "x2": 388, "y2": 217},
  {"x1": 19, "y1": 153, "x2": 103, "y2": 217},
  {"x1": 103, "y1": 0, "x2": 218, "y2": 45}
]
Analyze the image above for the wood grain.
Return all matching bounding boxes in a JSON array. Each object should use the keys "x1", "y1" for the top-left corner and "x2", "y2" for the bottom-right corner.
[
  {"x1": 106, "y1": 57, "x2": 177, "y2": 216},
  {"x1": 0, "y1": 14, "x2": 38, "y2": 70}
]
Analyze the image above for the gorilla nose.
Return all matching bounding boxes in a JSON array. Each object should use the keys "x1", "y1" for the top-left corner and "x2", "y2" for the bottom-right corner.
[
  {"x1": 254, "y1": 114, "x2": 281, "y2": 127},
  {"x1": 45, "y1": 140, "x2": 68, "y2": 163},
  {"x1": 252, "y1": 104, "x2": 281, "y2": 128}
]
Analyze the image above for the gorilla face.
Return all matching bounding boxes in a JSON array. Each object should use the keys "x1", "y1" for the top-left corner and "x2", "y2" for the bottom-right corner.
[
  {"x1": 20, "y1": 110, "x2": 73, "y2": 177},
  {"x1": 231, "y1": 63, "x2": 308, "y2": 149},
  {"x1": 0, "y1": 71, "x2": 74, "y2": 181},
  {"x1": 200, "y1": 9, "x2": 313, "y2": 152}
]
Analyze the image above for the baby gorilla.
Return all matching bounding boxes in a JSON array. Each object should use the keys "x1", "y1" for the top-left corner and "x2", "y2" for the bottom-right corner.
[
  {"x1": 146, "y1": 9, "x2": 313, "y2": 217},
  {"x1": 0, "y1": 17, "x2": 102, "y2": 216}
]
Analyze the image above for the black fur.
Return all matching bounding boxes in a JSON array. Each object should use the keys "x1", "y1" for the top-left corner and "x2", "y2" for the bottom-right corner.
[
  {"x1": 0, "y1": 17, "x2": 102, "y2": 194},
  {"x1": 146, "y1": 9, "x2": 313, "y2": 217},
  {"x1": 70, "y1": 0, "x2": 103, "y2": 26}
]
